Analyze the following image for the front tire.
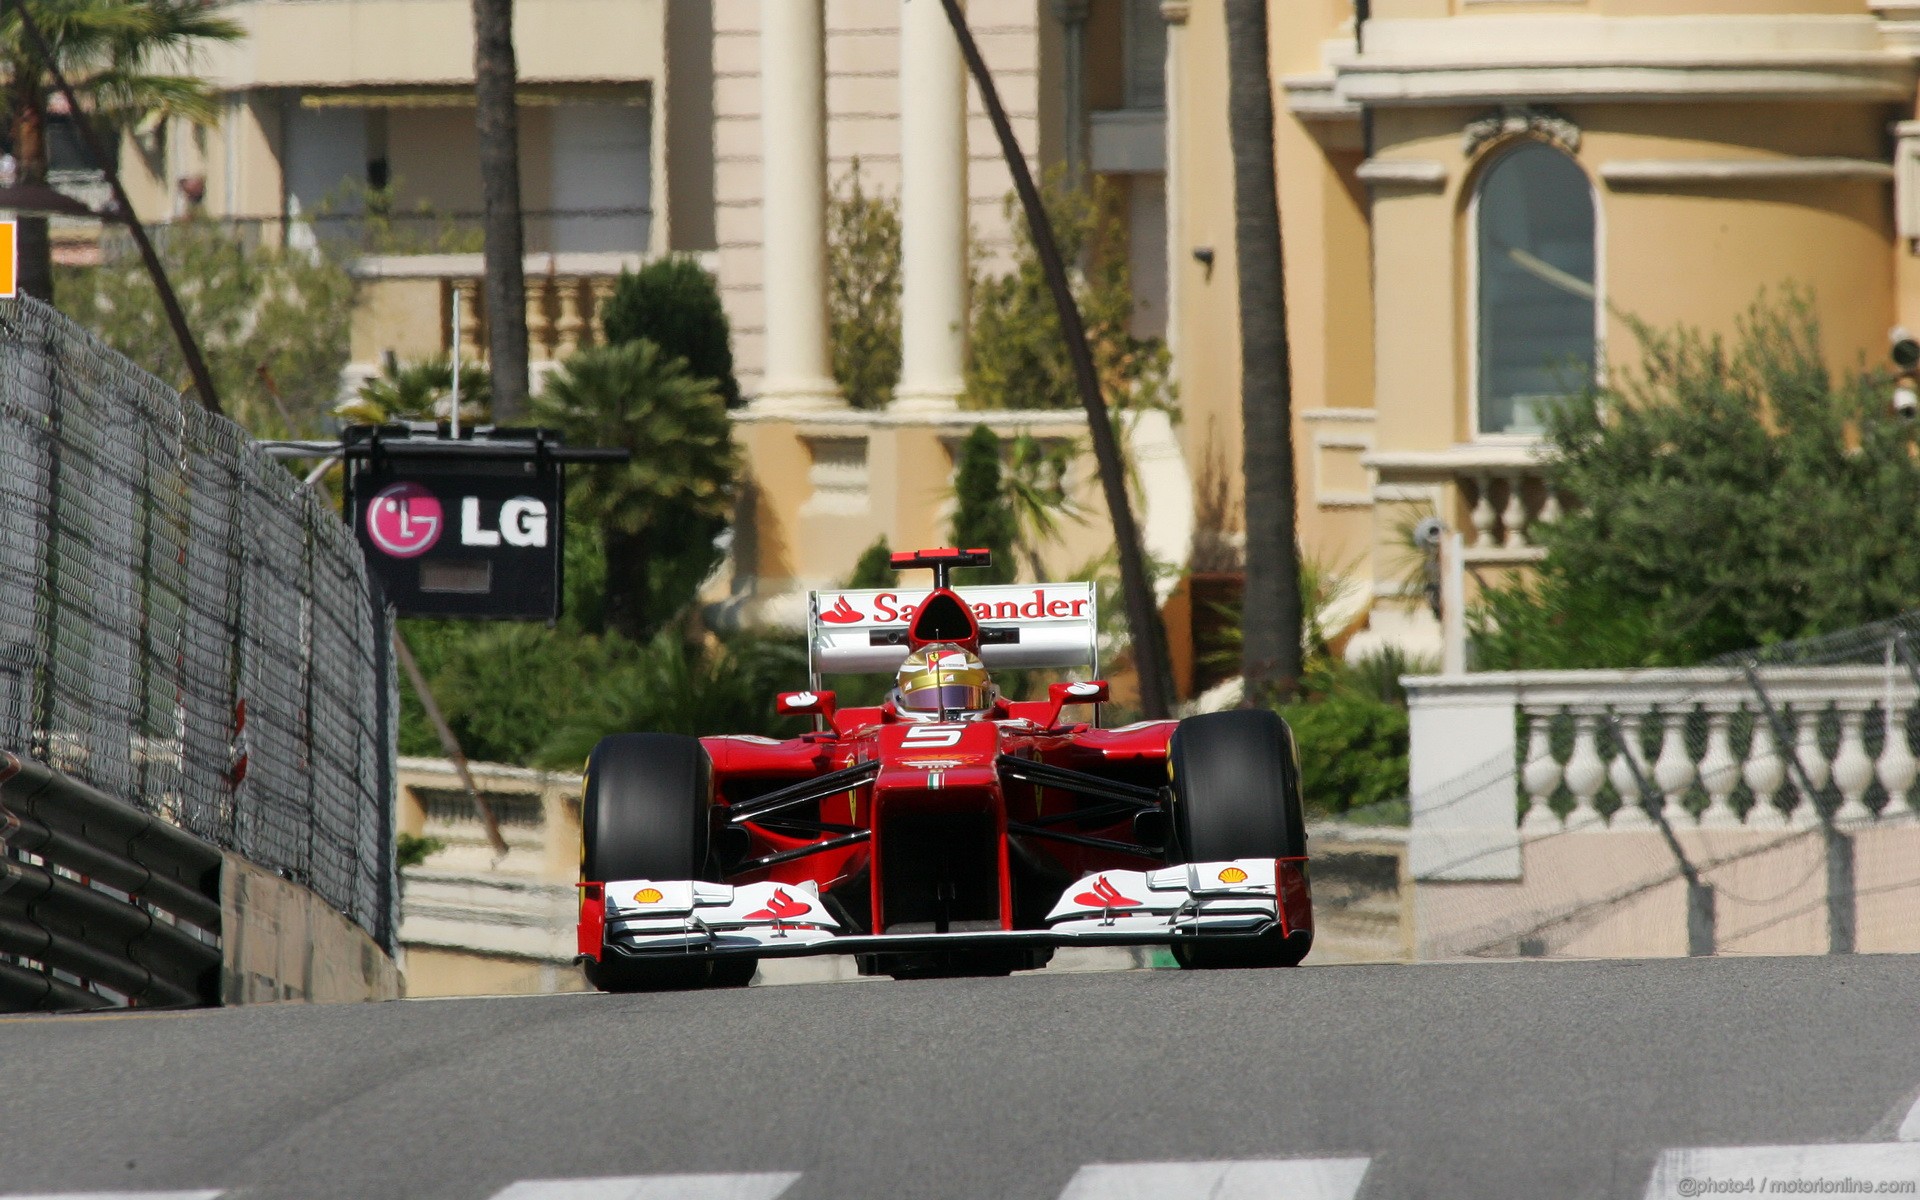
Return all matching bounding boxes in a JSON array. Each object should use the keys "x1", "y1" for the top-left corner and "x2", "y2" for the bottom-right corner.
[
  {"x1": 581, "y1": 733, "x2": 756, "y2": 991},
  {"x1": 1167, "y1": 709, "x2": 1312, "y2": 970}
]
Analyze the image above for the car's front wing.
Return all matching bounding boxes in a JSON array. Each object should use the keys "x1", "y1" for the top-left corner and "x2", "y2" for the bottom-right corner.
[{"x1": 578, "y1": 858, "x2": 1310, "y2": 961}]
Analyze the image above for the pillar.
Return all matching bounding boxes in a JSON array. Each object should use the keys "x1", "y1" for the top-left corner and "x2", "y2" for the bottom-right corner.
[
  {"x1": 895, "y1": 0, "x2": 969, "y2": 412},
  {"x1": 755, "y1": 0, "x2": 841, "y2": 411}
]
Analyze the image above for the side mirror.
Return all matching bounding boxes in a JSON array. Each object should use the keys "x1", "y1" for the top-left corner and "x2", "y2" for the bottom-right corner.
[
  {"x1": 1044, "y1": 680, "x2": 1108, "y2": 727},
  {"x1": 776, "y1": 690, "x2": 837, "y2": 720}
]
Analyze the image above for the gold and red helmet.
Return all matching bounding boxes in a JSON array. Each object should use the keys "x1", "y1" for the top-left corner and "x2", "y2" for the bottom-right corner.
[{"x1": 892, "y1": 642, "x2": 995, "y2": 718}]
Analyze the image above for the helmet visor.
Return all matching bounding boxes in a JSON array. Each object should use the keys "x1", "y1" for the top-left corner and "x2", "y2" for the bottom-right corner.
[{"x1": 902, "y1": 684, "x2": 988, "y2": 712}]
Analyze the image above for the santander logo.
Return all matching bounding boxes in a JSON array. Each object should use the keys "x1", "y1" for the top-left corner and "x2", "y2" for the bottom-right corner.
[
  {"x1": 1073, "y1": 876, "x2": 1141, "y2": 910},
  {"x1": 746, "y1": 888, "x2": 811, "y2": 921},
  {"x1": 818, "y1": 588, "x2": 1092, "y2": 625},
  {"x1": 365, "y1": 482, "x2": 443, "y2": 559},
  {"x1": 820, "y1": 596, "x2": 864, "y2": 625}
]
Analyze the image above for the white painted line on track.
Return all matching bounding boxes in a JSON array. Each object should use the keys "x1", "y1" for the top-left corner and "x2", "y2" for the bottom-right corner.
[
  {"x1": 1057, "y1": 1158, "x2": 1371, "y2": 1200},
  {"x1": 488, "y1": 1174, "x2": 801, "y2": 1200},
  {"x1": 1900, "y1": 1092, "x2": 1920, "y2": 1142},
  {"x1": 0, "y1": 1193, "x2": 223, "y2": 1200},
  {"x1": 1645, "y1": 1144, "x2": 1920, "y2": 1199}
]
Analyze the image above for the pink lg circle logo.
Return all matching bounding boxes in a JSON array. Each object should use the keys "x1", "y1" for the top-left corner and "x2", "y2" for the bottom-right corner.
[{"x1": 365, "y1": 482, "x2": 443, "y2": 559}]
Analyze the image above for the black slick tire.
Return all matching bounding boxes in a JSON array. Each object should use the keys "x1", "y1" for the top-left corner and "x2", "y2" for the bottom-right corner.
[
  {"x1": 1167, "y1": 708, "x2": 1312, "y2": 970},
  {"x1": 580, "y1": 733, "x2": 753, "y2": 991}
]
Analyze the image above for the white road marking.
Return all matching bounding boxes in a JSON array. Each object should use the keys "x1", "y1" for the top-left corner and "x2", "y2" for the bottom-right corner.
[
  {"x1": 1900, "y1": 1091, "x2": 1920, "y2": 1142},
  {"x1": 1057, "y1": 1158, "x2": 1371, "y2": 1200},
  {"x1": 1645, "y1": 1144, "x2": 1920, "y2": 1199},
  {"x1": 488, "y1": 1174, "x2": 801, "y2": 1200},
  {"x1": 0, "y1": 1193, "x2": 223, "y2": 1200}
]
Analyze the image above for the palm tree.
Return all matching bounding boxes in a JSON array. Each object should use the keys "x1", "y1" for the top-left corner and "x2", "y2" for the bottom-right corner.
[
  {"x1": 1002, "y1": 432, "x2": 1087, "y2": 580},
  {"x1": 470, "y1": 0, "x2": 530, "y2": 419},
  {"x1": 1, "y1": 0, "x2": 240, "y2": 303},
  {"x1": 336, "y1": 357, "x2": 492, "y2": 426},
  {"x1": 532, "y1": 341, "x2": 737, "y2": 641},
  {"x1": 1224, "y1": 0, "x2": 1304, "y2": 707}
]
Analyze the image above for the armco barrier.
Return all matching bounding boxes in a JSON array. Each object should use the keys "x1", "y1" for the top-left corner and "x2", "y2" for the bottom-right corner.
[
  {"x1": 0, "y1": 296, "x2": 398, "y2": 1010},
  {"x1": 0, "y1": 752, "x2": 398, "y2": 1009}
]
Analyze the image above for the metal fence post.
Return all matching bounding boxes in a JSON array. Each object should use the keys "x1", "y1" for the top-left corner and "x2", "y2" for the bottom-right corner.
[
  {"x1": 1601, "y1": 711, "x2": 1716, "y2": 956},
  {"x1": 1742, "y1": 661, "x2": 1853, "y2": 955}
]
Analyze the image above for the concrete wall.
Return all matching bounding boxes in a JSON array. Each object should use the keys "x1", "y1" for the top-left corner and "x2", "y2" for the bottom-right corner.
[{"x1": 222, "y1": 854, "x2": 401, "y2": 1004}]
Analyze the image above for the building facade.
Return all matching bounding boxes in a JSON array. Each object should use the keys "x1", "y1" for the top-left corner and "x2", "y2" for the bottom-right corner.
[
  {"x1": 94, "y1": 0, "x2": 1920, "y2": 686},
  {"x1": 1166, "y1": 0, "x2": 1920, "y2": 664},
  {"x1": 118, "y1": 0, "x2": 712, "y2": 385}
]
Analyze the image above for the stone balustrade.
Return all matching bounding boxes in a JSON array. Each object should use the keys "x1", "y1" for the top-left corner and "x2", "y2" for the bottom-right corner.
[
  {"x1": 1406, "y1": 666, "x2": 1920, "y2": 886},
  {"x1": 348, "y1": 251, "x2": 654, "y2": 375},
  {"x1": 1363, "y1": 444, "x2": 1562, "y2": 562},
  {"x1": 1513, "y1": 667, "x2": 1920, "y2": 834}
]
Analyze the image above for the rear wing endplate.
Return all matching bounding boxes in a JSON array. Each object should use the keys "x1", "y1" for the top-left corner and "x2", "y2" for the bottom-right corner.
[{"x1": 808, "y1": 583, "x2": 1098, "y2": 678}]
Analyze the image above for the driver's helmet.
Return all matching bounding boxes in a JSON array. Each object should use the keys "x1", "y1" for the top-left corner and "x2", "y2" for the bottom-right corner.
[{"x1": 892, "y1": 642, "x2": 995, "y2": 720}]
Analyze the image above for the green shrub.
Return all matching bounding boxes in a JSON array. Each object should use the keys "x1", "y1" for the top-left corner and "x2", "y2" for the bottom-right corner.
[
  {"x1": 1279, "y1": 689, "x2": 1410, "y2": 818},
  {"x1": 948, "y1": 425, "x2": 1017, "y2": 583},
  {"x1": 828, "y1": 162, "x2": 902, "y2": 410},
  {"x1": 534, "y1": 340, "x2": 737, "y2": 642},
  {"x1": 1473, "y1": 292, "x2": 1920, "y2": 669},
  {"x1": 58, "y1": 223, "x2": 352, "y2": 436},
  {"x1": 600, "y1": 257, "x2": 740, "y2": 408}
]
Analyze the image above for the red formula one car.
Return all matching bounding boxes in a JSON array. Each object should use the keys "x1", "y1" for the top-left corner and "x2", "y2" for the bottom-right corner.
[{"x1": 576, "y1": 548, "x2": 1312, "y2": 988}]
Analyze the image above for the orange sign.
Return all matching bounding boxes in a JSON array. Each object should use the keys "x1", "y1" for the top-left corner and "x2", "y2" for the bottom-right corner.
[{"x1": 0, "y1": 221, "x2": 15, "y2": 298}]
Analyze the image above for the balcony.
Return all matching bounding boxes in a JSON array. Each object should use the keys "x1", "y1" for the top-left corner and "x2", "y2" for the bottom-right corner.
[
  {"x1": 1363, "y1": 443, "x2": 1562, "y2": 565},
  {"x1": 348, "y1": 250, "x2": 654, "y2": 376}
]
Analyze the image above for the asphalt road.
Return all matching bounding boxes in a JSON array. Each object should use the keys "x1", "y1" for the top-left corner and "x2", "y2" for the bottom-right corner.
[{"x1": 2, "y1": 955, "x2": 1918, "y2": 1200}]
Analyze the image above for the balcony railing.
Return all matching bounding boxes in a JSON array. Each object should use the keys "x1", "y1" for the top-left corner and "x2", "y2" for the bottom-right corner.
[
  {"x1": 348, "y1": 250, "x2": 655, "y2": 368},
  {"x1": 1364, "y1": 444, "x2": 1561, "y2": 564}
]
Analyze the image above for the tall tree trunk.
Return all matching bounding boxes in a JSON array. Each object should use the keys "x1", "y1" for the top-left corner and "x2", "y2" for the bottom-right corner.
[
  {"x1": 1225, "y1": 0, "x2": 1303, "y2": 707},
  {"x1": 935, "y1": 0, "x2": 1175, "y2": 718},
  {"x1": 471, "y1": 0, "x2": 529, "y2": 419},
  {"x1": 12, "y1": 76, "x2": 53, "y2": 304},
  {"x1": 603, "y1": 527, "x2": 652, "y2": 643}
]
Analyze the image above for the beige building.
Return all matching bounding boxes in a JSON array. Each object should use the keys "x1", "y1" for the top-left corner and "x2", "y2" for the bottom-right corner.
[
  {"x1": 394, "y1": 757, "x2": 589, "y2": 997},
  {"x1": 1164, "y1": 0, "x2": 1920, "y2": 664},
  {"x1": 118, "y1": 0, "x2": 716, "y2": 384},
  {"x1": 101, "y1": 0, "x2": 1920, "y2": 687}
]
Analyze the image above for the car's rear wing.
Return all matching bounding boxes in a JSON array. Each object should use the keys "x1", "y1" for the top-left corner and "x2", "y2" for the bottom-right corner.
[{"x1": 808, "y1": 583, "x2": 1099, "y2": 678}]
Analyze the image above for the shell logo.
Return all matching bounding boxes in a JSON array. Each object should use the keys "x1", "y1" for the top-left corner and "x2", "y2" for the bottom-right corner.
[
  {"x1": 633, "y1": 887, "x2": 665, "y2": 904},
  {"x1": 1217, "y1": 867, "x2": 1249, "y2": 884}
]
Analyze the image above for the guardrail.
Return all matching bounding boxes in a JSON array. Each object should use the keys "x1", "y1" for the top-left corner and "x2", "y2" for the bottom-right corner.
[{"x1": 0, "y1": 751, "x2": 222, "y2": 1010}]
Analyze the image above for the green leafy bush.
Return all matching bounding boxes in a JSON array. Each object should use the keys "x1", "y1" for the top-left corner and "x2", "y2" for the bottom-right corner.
[
  {"x1": 58, "y1": 223, "x2": 352, "y2": 436},
  {"x1": 1279, "y1": 688, "x2": 1410, "y2": 819},
  {"x1": 828, "y1": 162, "x2": 902, "y2": 410},
  {"x1": 534, "y1": 340, "x2": 737, "y2": 641},
  {"x1": 1473, "y1": 293, "x2": 1920, "y2": 669},
  {"x1": 967, "y1": 174, "x2": 1171, "y2": 413},
  {"x1": 599, "y1": 257, "x2": 740, "y2": 408},
  {"x1": 949, "y1": 425, "x2": 1017, "y2": 583}
]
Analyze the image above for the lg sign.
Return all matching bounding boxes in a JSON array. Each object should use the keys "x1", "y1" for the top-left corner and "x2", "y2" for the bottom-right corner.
[
  {"x1": 365, "y1": 482, "x2": 442, "y2": 558},
  {"x1": 365, "y1": 484, "x2": 548, "y2": 559},
  {"x1": 352, "y1": 464, "x2": 563, "y2": 620}
]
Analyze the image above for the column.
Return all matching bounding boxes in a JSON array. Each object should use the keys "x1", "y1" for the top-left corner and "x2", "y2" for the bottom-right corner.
[
  {"x1": 755, "y1": 0, "x2": 841, "y2": 412},
  {"x1": 1055, "y1": 1, "x2": 1089, "y2": 188},
  {"x1": 1161, "y1": 2, "x2": 1187, "y2": 365},
  {"x1": 895, "y1": 0, "x2": 969, "y2": 412}
]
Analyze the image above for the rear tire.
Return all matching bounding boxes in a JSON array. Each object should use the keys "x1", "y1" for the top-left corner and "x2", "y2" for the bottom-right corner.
[
  {"x1": 580, "y1": 733, "x2": 758, "y2": 991},
  {"x1": 1167, "y1": 709, "x2": 1312, "y2": 970}
]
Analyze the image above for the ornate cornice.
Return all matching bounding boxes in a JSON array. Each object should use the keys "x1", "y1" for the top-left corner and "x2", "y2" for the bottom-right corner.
[{"x1": 1463, "y1": 105, "x2": 1580, "y2": 157}]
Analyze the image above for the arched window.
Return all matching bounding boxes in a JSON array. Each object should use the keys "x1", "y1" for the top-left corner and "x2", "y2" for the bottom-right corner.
[{"x1": 1475, "y1": 142, "x2": 1596, "y2": 436}]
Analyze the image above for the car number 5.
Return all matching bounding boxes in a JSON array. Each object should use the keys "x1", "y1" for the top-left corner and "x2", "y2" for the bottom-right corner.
[{"x1": 902, "y1": 725, "x2": 965, "y2": 748}]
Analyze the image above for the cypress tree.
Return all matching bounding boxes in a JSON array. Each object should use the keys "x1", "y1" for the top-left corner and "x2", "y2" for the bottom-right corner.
[
  {"x1": 949, "y1": 425, "x2": 1018, "y2": 584},
  {"x1": 600, "y1": 258, "x2": 741, "y2": 407}
]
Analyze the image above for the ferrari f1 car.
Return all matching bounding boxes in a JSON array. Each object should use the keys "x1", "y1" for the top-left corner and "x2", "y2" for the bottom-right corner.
[{"x1": 576, "y1": 548, "x2": 1312, "y2": 988}]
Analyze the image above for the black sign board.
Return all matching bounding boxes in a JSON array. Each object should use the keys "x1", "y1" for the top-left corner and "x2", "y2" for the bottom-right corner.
[{"x1": 345, "y1": 427, "x2": 588, "y2": 620}]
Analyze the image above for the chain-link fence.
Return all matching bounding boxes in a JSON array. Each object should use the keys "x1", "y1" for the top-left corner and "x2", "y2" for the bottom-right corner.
[{"x1": 0, "y1": 297, "x2": 396, "y2": 948}]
